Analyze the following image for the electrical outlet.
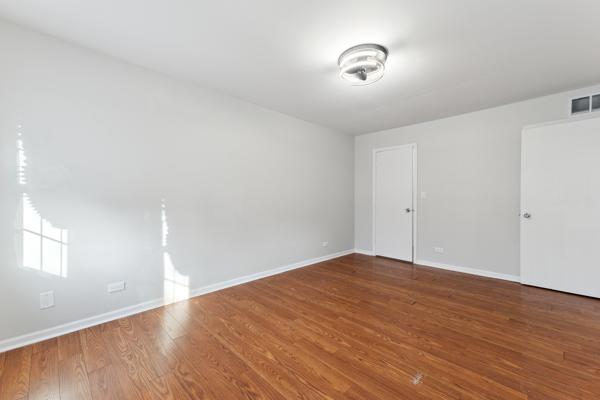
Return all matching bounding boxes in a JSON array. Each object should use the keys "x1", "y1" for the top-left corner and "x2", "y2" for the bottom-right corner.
[
  {"x1": 40, "y1": 291, "x2": 54, "y2": 309},
  {"x1": 322, "y1": 241, "x2": 329, "y2": 247},
  {"x1": 434, "y1": 247, "x2": 444, "y2": 254},
  {"x1": 107, "y1": 281, "x2": 126, "y2": 293}
]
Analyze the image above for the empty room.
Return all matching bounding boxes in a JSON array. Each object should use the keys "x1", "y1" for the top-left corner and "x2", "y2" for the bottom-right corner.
[{"x1": 1, "y1": 1, "x2": 600, "y2": 399}]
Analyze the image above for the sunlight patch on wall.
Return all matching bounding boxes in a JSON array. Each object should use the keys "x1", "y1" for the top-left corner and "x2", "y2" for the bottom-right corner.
[
  {"x1": 17, "y1": 127, "x2": 68, "y2": 277},
  {"x1": 20, "y1": 193, "x2": 68, "y2": 277},
  {"x1": 162, "y1": 199, "x2": 189, "y2": 303}
]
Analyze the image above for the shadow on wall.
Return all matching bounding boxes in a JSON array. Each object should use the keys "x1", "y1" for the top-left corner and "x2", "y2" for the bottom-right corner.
[{"x1": 13, "y1": 124, "x2": 191, "y2": 304}]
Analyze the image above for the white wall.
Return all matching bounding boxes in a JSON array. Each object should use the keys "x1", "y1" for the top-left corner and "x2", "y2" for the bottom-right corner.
[
  {"x1": 355, "y1": 84, "x2": 600, "y2": 278},
  {"x1": 0, "y1": 21, "x2": 354, "y2": 344}
]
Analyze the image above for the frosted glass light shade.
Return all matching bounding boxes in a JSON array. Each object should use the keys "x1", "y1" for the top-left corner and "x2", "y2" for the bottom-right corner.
[{"x1": 338, "y1": 44, "x2": 388, "y2": 85}]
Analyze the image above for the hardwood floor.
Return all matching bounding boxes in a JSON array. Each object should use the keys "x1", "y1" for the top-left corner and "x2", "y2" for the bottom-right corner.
[{"x1": 2, "y1": 253, "x2": 600, "y2": 399}]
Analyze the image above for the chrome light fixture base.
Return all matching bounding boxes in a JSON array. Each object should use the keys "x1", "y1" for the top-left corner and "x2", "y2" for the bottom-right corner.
[{"x1": 338, "y1": 43, "x2": 388, "y2": 85}]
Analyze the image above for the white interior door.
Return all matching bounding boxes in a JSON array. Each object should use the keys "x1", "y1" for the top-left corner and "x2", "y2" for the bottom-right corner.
[
  {"x1": 521, "y1": 116, "x2": 600, "y2": 298},
  {"x1": 374, "y1": 145, "x2": 415, "y2": 262}
]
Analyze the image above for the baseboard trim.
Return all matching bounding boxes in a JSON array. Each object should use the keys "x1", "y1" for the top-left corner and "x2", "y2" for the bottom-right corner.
[
  {"x1": 354, "y1": 248, "x2": 375, "y2": 256},
  {"x1": 0, "y1": 298, "x2": 165, "y2": 354},
  {"x1": 189, "y1": 249, "x2": 355, "y2": 297},
  {"x1": 0, "y1": 249, "x2": 354, "y2": 353},
  {"x1": 415, "y1": 259, "x2": 521, "y2": 283}
]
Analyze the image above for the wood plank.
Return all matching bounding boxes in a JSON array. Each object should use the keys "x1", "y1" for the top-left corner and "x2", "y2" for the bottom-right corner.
[
  {"x1": 145, "y1": 372, "x2": 194, "y2": 400},
  {"x1": 130, "y1": 313, "x2": 179, "y2": 377},
  {"x1": 79, "y1": 325, "x2": 110, "y2": 373},
  {"x1": 152, "y1": 308, "x2": 188, "y2": 339},
  {"x1": 31, "y1": 338, "x2": 57, "y2": 355},
  {"x1": 0, "y1": 351, "x2": 5, "y2": 380},
  {"x1": 176, "y1": 304, "x2": 329, "y2": 399},
  {"x1": 90, "y1": 362, "x2": 151, "y2": 400},
  {"x1": 88, "y1": 365, "x2": 121, "y2": 400},
  {"x1": 100, "y1": 322, "x2": 158, "y2": 391},
  {"x1": 174, "y1": 328, "x2": 285, "y2": 399},
  {"x1": 57, "y1": 331, "x2": 82, "y2": 361},
  {"x1": 0, "y1": 346, "x2": 32, "y2": 400},
  {"x1": 58, "y1": 353, "x2": 92, "y2": 400},
  {"x1": 29, "y1": 347, "x2": 60, "y2": 400}
]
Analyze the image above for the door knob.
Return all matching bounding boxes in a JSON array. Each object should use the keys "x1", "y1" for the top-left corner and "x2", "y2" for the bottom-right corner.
[
  {"x1": 405, "y1": 208, "x2": 412, "y2": 213},
  {"x1": 522, "y1": 212, "x2": 531, "y2": 219}
]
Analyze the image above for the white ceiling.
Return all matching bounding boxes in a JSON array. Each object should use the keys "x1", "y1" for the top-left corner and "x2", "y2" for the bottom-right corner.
[{"x1": 2, "y1": 0, "x2": 600, "y2": 135}]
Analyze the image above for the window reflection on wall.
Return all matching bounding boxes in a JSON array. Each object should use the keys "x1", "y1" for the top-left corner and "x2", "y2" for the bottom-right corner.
[
  {"x1": 21, "y1": 193, "x2": 68, "y2": 277},
  {"x1": 17, "y1": 128, "x2": 68, "y2": 277}
]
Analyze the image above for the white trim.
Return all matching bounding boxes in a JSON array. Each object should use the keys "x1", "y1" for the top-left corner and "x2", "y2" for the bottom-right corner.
[
  {"x1": 411, "y1": 144, "x2": 418, "y2": 262},
  {"x1": 524, "y1": 110, "x2": 600, "y2": 131},
  {"x1": 372, "y1": 144, "x2": 418, "y2": 262},
  {"x1": 188, "y1": 249, "x2": 354, "y2": 297},
  {"x1": 0, "y1": 249, "x2": 354, "y2": 353},
  {"x1": 354, "y1": 248, "x2": 375, "y2": 256},
  {"x1": 0, "y1": 298, "x2": 165, "y2": 354},
  {"x1": 415, "y1": 259, "x2": 521, "y2": 283}
]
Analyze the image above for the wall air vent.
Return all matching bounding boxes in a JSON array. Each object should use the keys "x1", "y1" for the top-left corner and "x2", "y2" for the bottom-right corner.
[
  {"x1": 593, "y1": 94, "x2": 600, "y2": 111},
  {"x1": 570, "y1": 93, "x2": 600, "y2": 116}
]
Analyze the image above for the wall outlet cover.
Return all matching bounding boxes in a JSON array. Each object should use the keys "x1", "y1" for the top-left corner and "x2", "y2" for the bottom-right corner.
[
  {"x1": 107, "y1": 281, "x2": 126, "y2": 293},
  {"x1": 40, "y1": 291, "x2": 55, "y2": 309}
]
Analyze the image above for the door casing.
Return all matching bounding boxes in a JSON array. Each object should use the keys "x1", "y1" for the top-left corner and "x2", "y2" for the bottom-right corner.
[{"x1": 372, "y1": 144, "x2": 418, "y2": 262}]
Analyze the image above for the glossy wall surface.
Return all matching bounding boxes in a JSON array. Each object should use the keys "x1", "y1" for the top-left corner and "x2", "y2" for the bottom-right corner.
[{"x1": 0, "y1": 21, "x2": 354, "y2": 342}]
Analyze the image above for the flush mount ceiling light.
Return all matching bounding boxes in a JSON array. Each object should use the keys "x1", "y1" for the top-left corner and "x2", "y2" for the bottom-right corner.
[{"x1": 338, "y1": 43, "x2": 388, "y2": 85}]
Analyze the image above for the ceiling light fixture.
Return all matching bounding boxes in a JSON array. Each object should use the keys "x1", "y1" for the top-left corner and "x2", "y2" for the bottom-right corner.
[{"x1": 338, "y1": 43, "x2": 388, "y2": 85}]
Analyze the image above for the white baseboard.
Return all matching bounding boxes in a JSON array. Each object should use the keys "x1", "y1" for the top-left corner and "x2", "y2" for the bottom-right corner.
[
  {"x1": 354, "y1": 248, "x2": 375, "y2": 256},
  {"x1": 189, "y1": 249, "x2": 355, "y2": 297},
  {"x1": 415, "y1": 259, "x2": 521, "y2": 283},
  {"x1": 0, "y1": 249, "x2": 354, "y2": 353},
  {"x1": 0, "y1": 298, "x2": 166, "y2": 354},
  {"x1": 352, "y1": 251, "x2": 519, "y2": 283}
]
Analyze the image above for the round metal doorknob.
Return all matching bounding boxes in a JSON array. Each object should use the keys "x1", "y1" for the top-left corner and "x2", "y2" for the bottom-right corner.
[
  {"x1": 522, "y1": 212, "x2": 531, "y2": 219},
  {"x1": 405, "y1": 208, "x2": 412, "y2": 213}
]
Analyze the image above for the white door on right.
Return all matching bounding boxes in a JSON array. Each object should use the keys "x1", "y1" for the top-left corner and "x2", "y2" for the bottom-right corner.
[
  {"x1": 521, "y1": 116, "x2": 600, "y2": 298},
  {"x1": 374, "y1": 145, "x2": 414, "y2": 262}
]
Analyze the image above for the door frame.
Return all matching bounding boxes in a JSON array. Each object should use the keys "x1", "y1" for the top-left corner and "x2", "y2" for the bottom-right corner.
[{"x1": 372, "y1": 144, "x2": 418, "y2": 262}]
